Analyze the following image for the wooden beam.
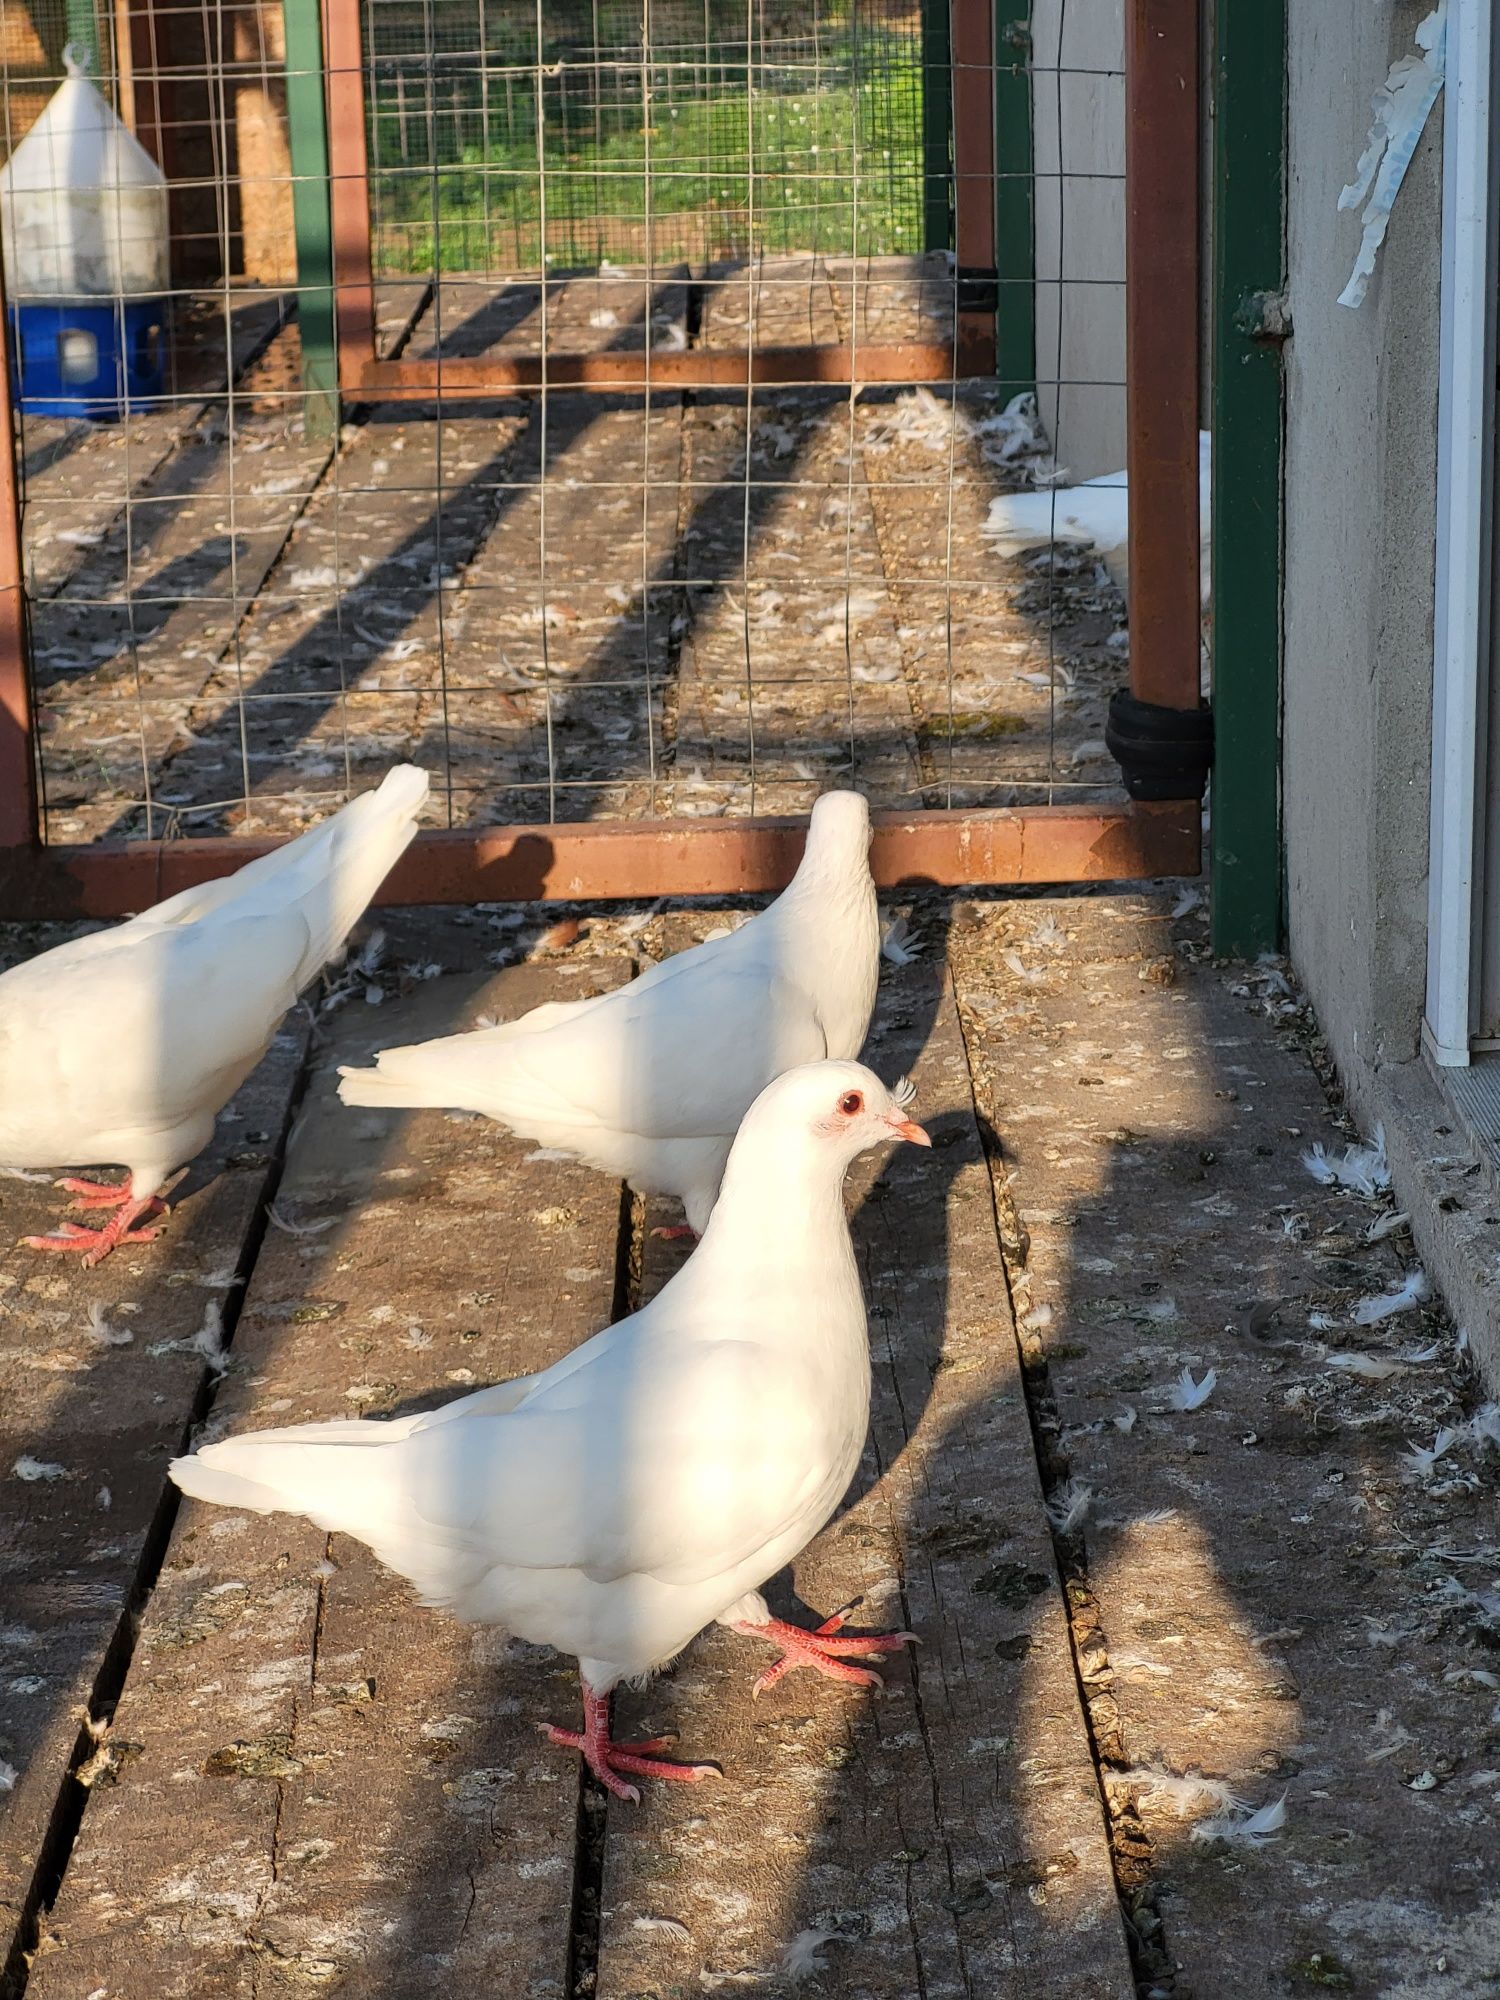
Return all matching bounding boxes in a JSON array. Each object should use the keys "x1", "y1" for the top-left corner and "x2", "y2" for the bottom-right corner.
[
  {"x1": 0, "y1": 805, "x2": 1200, "y2": 920},
  {"x1": 323, "y1": 0, "x2": 377, "y2": 384},
  {"x1": 348, "y1": 339, "x2": 983, "y2": 399},
  {"x1": 951, "y1": 0, "x2": 999, "y2": 373},
  {"x1": 1125, "y1": 0, "x2": 1202, "y2": 710}
]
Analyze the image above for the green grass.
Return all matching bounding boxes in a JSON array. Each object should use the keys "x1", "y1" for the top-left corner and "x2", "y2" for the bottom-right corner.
[{"x1": 368, "y1": 47, "x2": 928, "y2": 275}]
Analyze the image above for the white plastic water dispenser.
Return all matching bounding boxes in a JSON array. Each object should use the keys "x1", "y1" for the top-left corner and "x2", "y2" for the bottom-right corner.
[{"x1": 0, "y1": 46, "x2": 169, "y2": 417}]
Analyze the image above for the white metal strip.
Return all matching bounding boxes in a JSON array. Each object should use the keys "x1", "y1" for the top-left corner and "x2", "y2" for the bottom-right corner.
[{"x1": 1425, "y1": 0, "x2": 1496, "y2": 1067}]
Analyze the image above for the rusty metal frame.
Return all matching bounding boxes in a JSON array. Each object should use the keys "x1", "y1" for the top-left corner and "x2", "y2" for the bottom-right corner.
[
  {"x1": 0, "y1": 0, "x2": 1205, "y2": 913},
  {"x1": 0, "y1": 805, "x2": 1200, "y2": 920},
  {"x1": 324, "y1": 0, "x2": 999, "y2": 396},
  {"x1": 1125, "y1": 0, "x2": 1202, "y2": 707}
]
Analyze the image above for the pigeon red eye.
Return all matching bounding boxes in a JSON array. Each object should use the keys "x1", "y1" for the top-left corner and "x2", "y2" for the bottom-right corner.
[{"x1": 838, "y1": 1090, "x2": 864, "y2": 1116}]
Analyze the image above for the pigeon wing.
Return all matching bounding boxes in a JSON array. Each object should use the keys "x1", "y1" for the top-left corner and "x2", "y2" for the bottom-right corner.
[
  {"x1": 0, "y1": 909, "x2": 309, "y2": 1148},
  {"x1": 485, "y1": 959, "x2": 830, "y2": 1142},
  {"x1": 401, "y1": 1337, "x2": 832, "y2": 1587}
]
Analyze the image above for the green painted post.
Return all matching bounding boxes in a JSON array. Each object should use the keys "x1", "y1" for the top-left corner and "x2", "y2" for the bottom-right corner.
[
  {"x1": 63, "y1": 0, "x2": 102, "y2": 82},
  {"x1": 1209, "y1": 0, "x2": 1286, "y2": 955},
  {"x1": 283, "y1": 0, "x2": 339, "y2": 438},
  {"x1": 993, "y1": 8, "x2": 1034, "y2": 398},
  {"x1": 921, "y1": 0, "x2": 953, "y2": 251}
]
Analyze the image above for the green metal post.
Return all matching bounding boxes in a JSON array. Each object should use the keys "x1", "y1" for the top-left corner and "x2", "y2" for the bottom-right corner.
[
  {"x1": 921, "y1": 0, "x2": 953, "y2": 251},
  {"x1": 1209, "y1": 0, "x2": 1286, "y2": 954},
  {"x1": 993, "y1": 8, "x2": 1035, "y2": 398},
  {"x1": 283, "y1": 0, "x2": 339, "y2": 438},
  {"x1": 63, "y1": 0, "x2": 102, "y2": 82}
]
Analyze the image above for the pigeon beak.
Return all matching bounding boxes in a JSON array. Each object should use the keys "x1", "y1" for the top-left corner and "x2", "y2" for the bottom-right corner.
[{"x1": 888, "y1": 1115, "x2": 932, "y2": 1147}]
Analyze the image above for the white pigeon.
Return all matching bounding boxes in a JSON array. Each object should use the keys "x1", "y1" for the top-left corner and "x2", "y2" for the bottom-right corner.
[
  {"x1": 0, "y1": 766, "x2": 429, "y2": 1264},
  {"x1": 336, "y1": 788, "x2": 881, "y2": 1235},
  {"x1": 171, "y1": 1058, "x2": 928, "y2": 1800},
  {"x1": 983, "y1": 429, "x2": 1212, "y2": 605}
]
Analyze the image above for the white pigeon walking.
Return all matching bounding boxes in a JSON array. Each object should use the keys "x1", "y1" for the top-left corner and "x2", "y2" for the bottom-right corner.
[
  {"x1": 983, "y1": 429, "x2": 1212, "y2": 605},
  {"x1": 336, "y1": 788, "x2": 881, "y2": 1235},
  {"x1": 171, "y1": 1058, "x2": 928, "y2": 1800},
  {"x1": 0, "y1": 766, "x2": 428, "y2": 1264}
]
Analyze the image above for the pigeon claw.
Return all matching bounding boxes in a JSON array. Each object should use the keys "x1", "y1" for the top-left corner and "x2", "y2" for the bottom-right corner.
[
  {"x1": 648, "y1": 1223, "x2": 698, "y2": 1243},
  {"x1": 24, "y1": 1192, "x2": 166, "y2": 1265},
  {"x1": 57, "y1": 1175, "x2": 152, "y2": 1211},
  {"x1": 541, "y1": 1694, "x2": 718, "y2": 1804},
  {"x1": 737, "y1": 1610, "x2": 919, "y2": 1699}
]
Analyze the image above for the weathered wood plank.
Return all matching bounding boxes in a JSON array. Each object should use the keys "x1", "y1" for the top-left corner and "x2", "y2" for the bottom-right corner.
[
  {"x1": 29, "y1": 935, "x2": 630, "y2": 1999},
  {"x1": 0, "y1": 988, "x2": 307, "y2": 1986},
  {"x1": 598, "y1": 938, "x2": 1132, "y2": 1999},
  {"x1": 950, "y1": 895, "x2": 1500, "y2": 1999}
]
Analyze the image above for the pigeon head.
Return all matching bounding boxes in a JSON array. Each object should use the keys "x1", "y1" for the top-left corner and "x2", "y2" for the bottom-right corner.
[
  {"x1": 736, "y1": 1059, "x2": 930, "y2": 1166},
  {"x1": 805, "y1": 789, "x2": 871, "y2": 857}
]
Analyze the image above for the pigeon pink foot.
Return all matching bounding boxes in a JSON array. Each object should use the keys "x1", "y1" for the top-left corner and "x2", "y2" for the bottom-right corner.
[
  {"x1": 25, "y1": 1187, "x2": 166, "y2": 1266},
  {"x1": 541, "y1": 1688, "x2": 719, "y2": 1803},
  {"x1": 735, "y1": 1608, "x2": 919, "y2": 1697},
  {"x1": 57, "y1": 1175, "x2": 164, "y2": 1214},
  {"x1": 649, "y1": 1223, "x2": 698, "y2": 1243}
]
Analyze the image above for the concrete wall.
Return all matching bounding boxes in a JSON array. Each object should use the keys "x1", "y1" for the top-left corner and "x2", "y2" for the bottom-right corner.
[
  {"x1": 1030, "y1": 0, "x2": 1126, "y2": 481},
  {"x1": 1282, "y1": 0, "x2": 1441, "y2": 1086}
]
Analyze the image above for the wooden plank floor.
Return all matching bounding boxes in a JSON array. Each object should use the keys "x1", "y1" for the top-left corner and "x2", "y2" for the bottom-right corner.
[
  {"x1": 4, "y1": 913, "x2": 1135, "y2": 2000},
  {"x1": 0, "y1": 1007, "x2": 306, "y2": 1987},
  {"x1": 949, "y1": 896, "x2": 1500, "y2": 1999},
  {"x1": 12, "y1": 892, "x2": 1500, "y2": 1998}
]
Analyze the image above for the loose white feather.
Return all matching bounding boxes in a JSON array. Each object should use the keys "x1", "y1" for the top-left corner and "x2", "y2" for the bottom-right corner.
[
  {"x1": 632, "y1": 1916, "x2": 690, "y2": 1940},
  {"x1": 1126, "y1": 1763, "x2": 1246, "y2": 1820},
  {"x1": 1365, "y1": 1210, "x2": 1410, "y2": 1243},
  {"x1": 1324, "y1": 1352, "x2": 1405, "y2": 1381},
  {"x1": 781, "y1": 1931, "x2": 842, "y2": 1980},
  {"x1": 1301, "y1": 1124, "x2": 1390, "y2": 1197},
  {"x1": 1045, "y1": 1479, "x2": 1092, "y2": 1534},
  {"x1": 1166, "y1": 1367, "x2": 1217, "y2": 1412},
  {"x1": 1190, "y1": 1793, "x2": 1287, "y2": 1848},
  {"x1": 881, "y1": 914, "x2": 922, "y2": 966},
  {"x1": 84, "y1": 1302, "x2": 133, "y2": 1348},
  {"x1": 13, "y1": 1456, "x2": 65, "y2": 1482},
  {"x1": 1352, "y1": 1270, "x2": 1430, "y2": 1325},
  {"x1": 1402, "y1": 1427, "x2": 1460, "y2": 1482}
]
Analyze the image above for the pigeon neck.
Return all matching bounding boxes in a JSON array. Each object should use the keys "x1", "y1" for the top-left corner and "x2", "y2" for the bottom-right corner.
[
  {"x1": 699, "y1": 1134, "x2": 856, "y2": 1271},
  {"x1": 782, "y1": 824, "x2": 871, "y2": 907}
]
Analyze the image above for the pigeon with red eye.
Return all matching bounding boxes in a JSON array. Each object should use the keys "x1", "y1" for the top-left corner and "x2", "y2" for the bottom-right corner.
[
  {"x1": 171, "y1": 1060, "x2": 928, "y2": 1802},
  {"x1": 336, "y1": 789, "x2": 881, "y2": 1237}
]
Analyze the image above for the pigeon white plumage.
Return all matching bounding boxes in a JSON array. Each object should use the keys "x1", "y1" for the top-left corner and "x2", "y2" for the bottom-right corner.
[
  {"x1": 336, "y1": 789, "x2": 880, "y2": 1233},
  {"x1": 171, "y1": 1059, "x2": 929, "y2": 1799},
  {"x1": 983, "y1": 430, "x2": 1212, "y2": 605},
  {"x1": 0, "y1": 766, "x2": 428, "y2": 1263}
]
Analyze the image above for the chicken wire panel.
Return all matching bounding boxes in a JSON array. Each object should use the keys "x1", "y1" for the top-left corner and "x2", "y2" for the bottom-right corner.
[
  {"x1": 4, "y1": 0, "x2": 1142, "y2": 848},
  {"x1": 362, "y1": 0, "x2": 926, "y2": 276}
]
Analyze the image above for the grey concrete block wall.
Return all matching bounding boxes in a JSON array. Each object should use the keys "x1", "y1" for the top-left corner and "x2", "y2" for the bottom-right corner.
[{"x1": 1283, "y1": 0, "x2": 1440, "y2": 1088}]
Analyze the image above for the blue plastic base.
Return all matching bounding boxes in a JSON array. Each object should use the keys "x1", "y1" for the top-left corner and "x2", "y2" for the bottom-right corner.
[{"x1": 8, "y1": 297, "x2": 169, "y2": 421}]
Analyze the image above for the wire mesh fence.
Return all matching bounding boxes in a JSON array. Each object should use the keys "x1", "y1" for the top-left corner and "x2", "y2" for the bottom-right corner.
[{"x1": 0, "y1": 0, "x2": 1150, "y2": 856}]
